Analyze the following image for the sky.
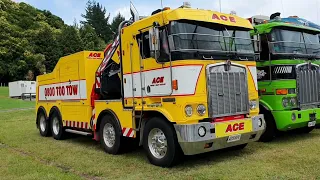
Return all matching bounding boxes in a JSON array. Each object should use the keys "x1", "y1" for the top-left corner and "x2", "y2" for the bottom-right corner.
[{"x1": 14, "y1": 0, "x2": 320, "y2": 25}]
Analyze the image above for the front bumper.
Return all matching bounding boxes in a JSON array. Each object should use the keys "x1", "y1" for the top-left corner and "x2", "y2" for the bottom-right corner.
[
  {"x1": 174, "y1": 114, "x2": 265, "y2": 155},
  {"x1": 272, "y1": 108, "x2": 320, "y2": 131}
]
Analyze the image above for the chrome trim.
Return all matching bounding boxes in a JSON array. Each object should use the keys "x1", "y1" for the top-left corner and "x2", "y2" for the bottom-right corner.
[
  {"x1": 206, "y1": 62, "x2": 249, "y2": 118},
  {"x1": 296, "y1": 63, "x2": 320, "y2": 109},
  {"x1": 174, "y1": 114, "x2": 265, "y2": 155}
]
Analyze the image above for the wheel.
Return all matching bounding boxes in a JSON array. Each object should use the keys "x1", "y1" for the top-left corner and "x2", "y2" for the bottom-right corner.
[
  {"x1": 51, "y1": 111, "x2": 66, "y2": 140},
  {"x1": 259, "y1": 110, "x2": 277, "y2": 142},
  {"x1": 99, "y1": 115, "x2": 122, "y2": 154},
  {"x1": 143, "y1": 117, "x2": 181, "y2": 167},
  {"x1": 37, "y1": 111, "x2": 51, "y2": 137},
  {"x1": 227, "y1": 143, "x2": 248, "y2": 151}
]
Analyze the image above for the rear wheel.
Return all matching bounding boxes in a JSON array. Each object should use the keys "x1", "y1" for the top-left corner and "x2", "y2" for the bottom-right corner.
[
  {"x1": 100, "y1": 115, "x2": 123, "y2": 154},
  {"x1": 37, "y1": 111, "x2": 50, "y2": 137},
  {"x1": 143, "y1": 117, "x2": 181, "y2": 167},
  {"x1": 51, "y1": 112, "x2": 66, "y2": 140},
  {"x1": 259, "y1": 110, "x2": 277, "y2": 142}
]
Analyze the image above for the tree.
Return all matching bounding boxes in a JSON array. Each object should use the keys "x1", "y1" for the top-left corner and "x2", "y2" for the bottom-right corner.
[
  {"x1": 80, "y1": 24, "x2": 106, "y2": 51},
  {"x1": 111, "y1": 13, "x2": 125, "y2": 36},
  {"x1": 81, "y1": 0, "x2": 112, "y2": 42},
  {"x1": 31, "y1": 24, "x2": 62, "y2": 72},
  {"x1": 58, "y1": 25, "x2": 83, "y2": 56}
]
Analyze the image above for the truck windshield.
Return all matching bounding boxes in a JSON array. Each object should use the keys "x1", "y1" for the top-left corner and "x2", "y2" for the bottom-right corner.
[
  {"x1": 270, "y1": 29, "x2": 320, "y2": 58},
  {"x1": 168, "y1": 20, "x2": 256, "y2": 61}
]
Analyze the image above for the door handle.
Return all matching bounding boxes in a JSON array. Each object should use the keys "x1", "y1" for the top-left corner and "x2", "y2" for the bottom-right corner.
[{"x1": 147, "y1": 86, "x2": 151, "y2": 93}]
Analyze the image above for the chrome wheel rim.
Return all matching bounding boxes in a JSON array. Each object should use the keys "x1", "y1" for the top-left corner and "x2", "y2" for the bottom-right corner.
[
  {"x1": 103, "y1": 123, "x2": 116, "y2": 148},
  {"x1": 39, "y1": 115, "x2": 46, "y2": 132},
  {"x1": 148, "y1": 128, "x2": 167, "y2": 159},
  {"x1": 52, "y1": 117, "x2": 60, "y2": 135}
]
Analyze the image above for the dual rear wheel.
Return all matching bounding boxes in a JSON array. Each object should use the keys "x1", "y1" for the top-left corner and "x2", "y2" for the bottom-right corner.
[{"x1": 37, "y1": 111, "x2": 66, "y2": 140}]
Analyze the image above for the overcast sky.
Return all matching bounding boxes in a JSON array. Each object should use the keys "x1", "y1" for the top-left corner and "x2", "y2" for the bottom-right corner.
[{"x1": 14, "y1": 0, "x2": 320, "y2": 25}]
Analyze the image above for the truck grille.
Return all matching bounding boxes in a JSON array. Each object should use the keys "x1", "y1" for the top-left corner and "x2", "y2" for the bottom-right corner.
[
  {"x1": 207, "y1": 63, "x2": 249, "y2": 118},
  {"x1": 296, "y1": 63, "x2": 320, "y2": 108}
]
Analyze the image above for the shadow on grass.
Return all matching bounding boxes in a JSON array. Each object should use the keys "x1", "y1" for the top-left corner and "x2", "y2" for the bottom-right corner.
[
  {"x1": 269, "y1": 129, "x2": 319, "y2": 144},
  {"x1": 55, "y1": 129, "x2": 320, "y2": 168}
]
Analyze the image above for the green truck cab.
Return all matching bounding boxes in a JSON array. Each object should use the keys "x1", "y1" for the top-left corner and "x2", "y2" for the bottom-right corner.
[{"x1": 250, "y1": 14, "x2": 320, "y2": 141}]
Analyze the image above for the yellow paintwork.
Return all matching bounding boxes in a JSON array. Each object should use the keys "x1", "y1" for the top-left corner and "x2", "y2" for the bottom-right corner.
[
  {"x1": 116, "y1": 7, "x2": 258, "y2": 126},
  {"x1": 122, "y1": 60, "x2": 259, "y2": 125},
  {"x1": 94, "y1": 101, "x2": 134, "y2": 130},
  {"x1": 36, "y1": 7, "x2": 259, "y2": 138},
  {"x1": 36, "y1": 51, "x2": 103, "y2": 125}
]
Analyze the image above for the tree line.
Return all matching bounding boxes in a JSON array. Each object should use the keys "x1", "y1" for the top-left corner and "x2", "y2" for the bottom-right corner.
[{"x1": 0, "y1": 0, "x2": 125, "y2": 83}]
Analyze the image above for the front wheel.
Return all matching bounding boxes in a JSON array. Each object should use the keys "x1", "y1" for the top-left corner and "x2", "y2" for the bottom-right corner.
[
  {"x1": 99, "y1": 115, "x2": 122, "y2": 154},
  {"x1": 143, "y1": 117, "x2": 181, "y2": 167},
  {"x1": 259, "y1": 111, "x2": 277, "y2": 142}
]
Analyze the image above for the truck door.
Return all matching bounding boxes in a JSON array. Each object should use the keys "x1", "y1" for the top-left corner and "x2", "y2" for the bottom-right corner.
[{"x1": 142, "y1": 27, "x2": 172, "y2": 97}]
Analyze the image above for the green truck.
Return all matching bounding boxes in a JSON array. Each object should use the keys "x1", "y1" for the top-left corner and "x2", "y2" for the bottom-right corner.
[{"x1": 250, "y1": 14, "x2": 320, "y2": 141}]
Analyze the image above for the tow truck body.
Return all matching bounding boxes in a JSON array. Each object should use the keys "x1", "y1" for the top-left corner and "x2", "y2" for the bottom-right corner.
[{"x1": 36, "y1": 4, "x2": 265, "y2": 167}]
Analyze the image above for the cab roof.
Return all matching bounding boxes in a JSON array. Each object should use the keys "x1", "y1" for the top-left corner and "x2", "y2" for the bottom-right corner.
[
  {"x1": 128, "y1": 7, "x2": 253, "y2": 31},
  {"x1": 253, "y1": 21, "x2": 320, "y2": 34}
]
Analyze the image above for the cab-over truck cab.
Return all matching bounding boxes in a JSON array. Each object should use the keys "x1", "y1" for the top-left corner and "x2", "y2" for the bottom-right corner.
[{"x1": 250, "y1": 14, "x2": 320, "y2": 141}]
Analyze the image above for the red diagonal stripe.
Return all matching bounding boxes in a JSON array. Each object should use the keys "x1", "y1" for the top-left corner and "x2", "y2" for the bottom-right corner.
[{"x1": 127, "y1": 128, "x2": 133, "y2": 137}]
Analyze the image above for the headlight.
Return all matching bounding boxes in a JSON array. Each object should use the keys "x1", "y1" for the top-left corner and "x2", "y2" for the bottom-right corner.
[
  {"x1": 249, "y1": 99, "x2": 258, "y2": 110},
  {"x1": 198, "y1": 126, "x2": 206, "y2": 137},
  {"x1": 290, "y1": 97, "x2": 297, "y2": 106},
  {"x1": 197, "y1": 104, "x2": 206, "y2": 116},
  {"x1": 282, "y1": 98, "x2": 289, "y2": 107},
  {"x1": 185, "y1": 105, "x2": 193, "y2": 117}
]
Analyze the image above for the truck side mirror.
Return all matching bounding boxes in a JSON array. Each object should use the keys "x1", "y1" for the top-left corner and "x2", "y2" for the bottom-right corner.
[{"x1": 149, "y1": 27, "x2": 160, "y2": 59}]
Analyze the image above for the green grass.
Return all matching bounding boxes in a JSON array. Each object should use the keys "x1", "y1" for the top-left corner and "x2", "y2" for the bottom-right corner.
[
  {"x1": 0, "y1": 87, "x2": 320, "y2": 179},
  {"x1": 0, "y1": 87, "x2": 35, "y2": 110}
]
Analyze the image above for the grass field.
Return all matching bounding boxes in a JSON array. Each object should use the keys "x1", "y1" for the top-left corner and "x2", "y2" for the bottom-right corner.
[
  {"x1": 0, "y1": 87, "x2": 35, "y2": 110},
  {"x1": 0, "y1": 87, "x2": 319, "y2": 180}
]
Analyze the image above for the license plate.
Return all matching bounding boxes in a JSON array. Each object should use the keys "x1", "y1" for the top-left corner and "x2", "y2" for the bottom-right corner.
[
  {"x1": 215, "y1": 119, "x2": 253, "y2": 138},
  {"x1": 227, "y1": 134, "x2": 241, "y2": 143},
  {"x1": 308, "y1": 121, "x2": 316, "y2": 127}
]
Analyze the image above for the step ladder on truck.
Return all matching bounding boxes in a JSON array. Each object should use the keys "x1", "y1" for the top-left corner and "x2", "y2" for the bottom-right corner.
[
  {"x1": 35, "y1": 2, "x2": 265, "y2": 167},
  {"x1": 249, "y1": 13, "x2": 320, "y2": 141}
]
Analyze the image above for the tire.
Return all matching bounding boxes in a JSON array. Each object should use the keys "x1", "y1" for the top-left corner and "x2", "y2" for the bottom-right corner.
[
  {"x1": 227, "y1": 143, "x2": 248, "y2": 151},
  {"x1": 51, "y1": 111, "x2": 66, "y2": 140},
  {"x1": 37, "y1": 111, "x2": 51, "y2": 137},
  {"x1": 259, "y1": 110, "x2": 277, "y2": 142},
  {"x1": 99, "y1": 115, "x2": 122, "y2": 154},
  {"x1": 143, "y1": 117, "x2": 181, "y2": 167}
]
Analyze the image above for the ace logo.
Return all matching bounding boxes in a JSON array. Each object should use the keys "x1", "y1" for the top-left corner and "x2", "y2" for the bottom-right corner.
[
  {"x1": 212, "y1": 14, "x2": 236, "y2": 23},
  {"x1": 226, "y1": 122, "x2": 245, "y2": 133},
  {"x1": 152, "y1": 76, "x2": 164, "y2": 84},
  {"x1": 151, "y1": 76, "x2": 166, "y2": 87},
  {"x1": 88, "y1": 52, "x2": 102, "y2": 59}
]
